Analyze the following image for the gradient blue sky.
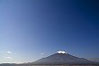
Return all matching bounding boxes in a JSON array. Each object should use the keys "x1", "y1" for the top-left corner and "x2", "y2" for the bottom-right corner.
[{"x1": 0, "y1": 0, "x2": 99, "y2": 63}]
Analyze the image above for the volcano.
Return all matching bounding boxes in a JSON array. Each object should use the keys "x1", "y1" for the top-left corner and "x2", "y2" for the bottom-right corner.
[{"x1": 33, "y1": 51, "x2": 93, "y2": 64}]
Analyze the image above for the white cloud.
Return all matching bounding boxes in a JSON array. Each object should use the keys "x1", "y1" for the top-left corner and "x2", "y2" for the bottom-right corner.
[
  {"x1": 5, "y1": 57, "x2": 12, "y2": 59},
  {"x1": 7, "y1": 51, "x2": 12, "y2": 54},
  {"x1": 3, "y1": 51, "x2": 14, "y2": 60}
]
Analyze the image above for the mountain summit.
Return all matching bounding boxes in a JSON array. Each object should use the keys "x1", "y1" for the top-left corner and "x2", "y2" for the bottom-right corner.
[{"x1": 33, "y1": 51, "x2": 93, "y2": 64}]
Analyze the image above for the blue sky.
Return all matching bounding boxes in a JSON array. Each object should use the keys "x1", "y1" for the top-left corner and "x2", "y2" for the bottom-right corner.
[{"x1": 0, "y1": 0, "x2": 99, "y2": 63}]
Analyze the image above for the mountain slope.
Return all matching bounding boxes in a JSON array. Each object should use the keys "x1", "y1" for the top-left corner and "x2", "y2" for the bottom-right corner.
[{"x1": 88, "y1": 58, "x2": 99, "y2": 63}]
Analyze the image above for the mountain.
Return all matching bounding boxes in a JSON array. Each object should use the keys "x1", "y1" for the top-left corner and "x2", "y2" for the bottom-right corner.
[{"x1": 32, "y1": 51, "x2": 93, "y2": 64}]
